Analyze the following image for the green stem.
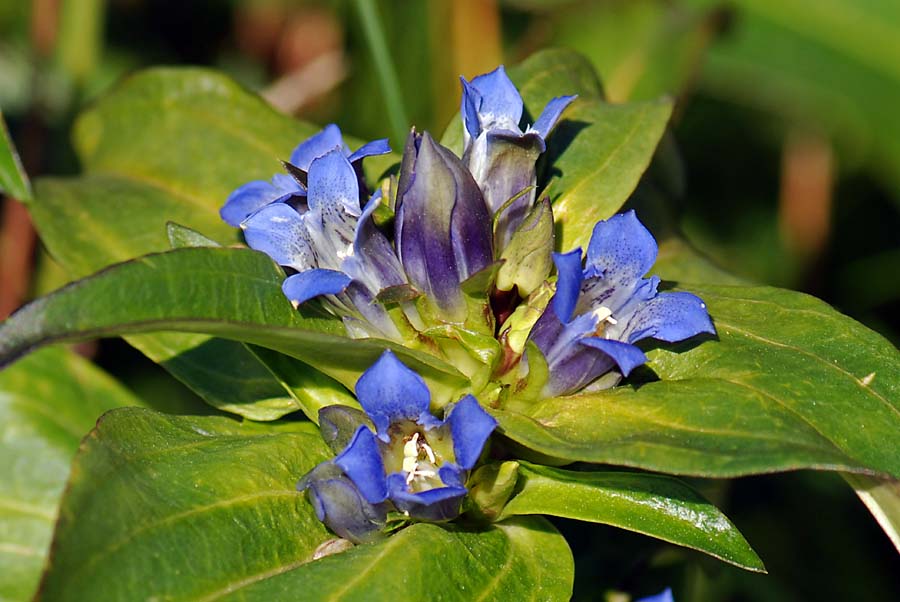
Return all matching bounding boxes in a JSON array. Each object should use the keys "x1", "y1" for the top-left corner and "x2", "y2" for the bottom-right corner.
[{"x1": 353, "y1": 0, "x2": 409, "y2": 146}]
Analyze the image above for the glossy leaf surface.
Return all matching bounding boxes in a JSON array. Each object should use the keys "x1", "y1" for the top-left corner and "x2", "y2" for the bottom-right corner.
[
  {"x1": 0, "y1": 347, "x2": 144, "y2": 601},
  {"x1": 0, "y1": 247, "x2": 468, "y2": 405},
  {"x1": 35, "y1": 408, "x2": 573, "y2": 601},
  {"x1": 498, "y1": 284, "x2": 900, "y2": 478},
  {"x1": 500, "y1": 463, "x2": 764, "y2": 572}
]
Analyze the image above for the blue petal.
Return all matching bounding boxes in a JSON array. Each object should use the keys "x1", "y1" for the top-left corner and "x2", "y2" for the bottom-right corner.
[
  {"x1": 241, "y1": 203, "x2": 314, "y2": 271},
  {"x1": 298, "y1": 461, "x2": 387, "y2": 543},
  {"x1": 343, "y1": 190, "x2": 407, "y2": 294},
  {"x1": 354, "y1": 350, "x2": 432, "y2": 439},
  {"x1": 282, "y1": 269, "x2": 351, "y2": 307},
  {"x1": 460, "y1": 78, "x2": 482, "y2": 139},
  {"x1": 347, "y1": 138, "x2": 391, "y2": 163},
  {"x1": 334, "y1": 426, "x2": 388, "y2": 504},
  {"x1": 529, "y1": 95, "x2": 577, "y2": 140},
  {"x1": 220, "y1": 176, "x2": 303, "y2": 227},
  {"x1": 637, "y1": 588, "x2": 675, "y2": 602},
  {"x1": 552, "y1": 249, "x2": 585, "y2": 323},
  {"x1": 386, "y1": 473, "x2": 467, "y2": 521},
  {"x1": 468, "y1": 66, "x2": 523, "y2": 131},
  {"x1": 579, "y1": 337, "x2": 648, "y2": 377},
  {"x1": 586, "y1": 210, "x2": 658, "y2": 285},
  {"x1": 289, "y1": 124, "x2": 344, "y2": 170},
  {"x1": 307, "y1": 149, "x2": 360, "y2": 214},
  {"x1": 624, "y1": 291, "x2": 716, "y2": 344},
  {"x1": 447, "y1": 395, "x2": 497, "y2": 470}
]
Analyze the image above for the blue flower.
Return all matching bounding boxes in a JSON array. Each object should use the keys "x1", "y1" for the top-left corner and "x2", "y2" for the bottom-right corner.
[
  {"x1": 637, "y1": 588, "x2": 674, "y2": 602},
  {"x1": 241, "y1": 147, "x2": 408, "y2": 339},
  {"x1": 299, "y1": 351, "x2": 497, "y2": 540},
  {"x1": 460, "y1": 66, "x2": 575, "y2": 251},
  {"x1": 528, "y1": 211, "x2": 715, "y2": 397},
  {"x1": 220, "y1": 124, "x2": 389, "y2": 227},
  {"x1": 395, "y1": 130, "x2": 494, "y2": 322}
]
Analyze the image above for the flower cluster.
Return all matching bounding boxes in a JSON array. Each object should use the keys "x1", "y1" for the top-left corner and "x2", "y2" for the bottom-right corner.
[{"x1": 221, "y1": 66, "x2": 715, "y2": 538}]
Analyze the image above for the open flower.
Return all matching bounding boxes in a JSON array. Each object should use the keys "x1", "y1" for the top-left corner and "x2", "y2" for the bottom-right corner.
[
  {"x1": 220, "y1": 124, "x2": 389, "y2": 227},
  {"x1": 460, "y1": 66, "x2": 575, "y2": 251},
  {"x1": 528, "y1": 210, "x2": 715, "y2": 397},
  {"x1": 241, "y1": 148, "x2": 407, "y2": 339},
  {"x1": 299, "y1": 351, "x2": 497, "y2": 541}
]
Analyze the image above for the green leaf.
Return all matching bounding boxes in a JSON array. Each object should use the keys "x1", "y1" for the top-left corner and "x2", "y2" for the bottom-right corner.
[
  {"x1": 36, "y1": 407, "x2": 573, "y2": 601},
  {"x1": 29, "y1": 68, "x2": 397, "y2": 420},
  {"x1": 0, "y1": 247, "x2": 469, "y2": 405},
  {"x1": 0, "y1": 109, "x2": 31, "y2": 201},
  {"x1": 498, "y1": 284, "x2": 900, "y2": 478},
  {"x1": 0, "y1": 347, "x2": 144, "y2": 601},
  {"x1": 542, "y1": 97, "x2": 673, "y2": 252},
  {"x1": 843, "y1": 473, "x2": 900, "y2": 554},
  {"x1": 499, "y1": 463, "x2": 765, "y2": 572},
  {"x1": 199, "y1": 517, "x2": 573, "y2": 601}
]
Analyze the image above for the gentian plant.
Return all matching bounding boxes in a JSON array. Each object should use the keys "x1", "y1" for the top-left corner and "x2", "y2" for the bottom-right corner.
[{"x1": 0, "y1": 44, "x2": 897, "y2": 602}]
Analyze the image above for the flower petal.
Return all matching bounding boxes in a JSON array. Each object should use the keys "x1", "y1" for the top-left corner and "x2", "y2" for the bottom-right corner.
[
  {"x1": 551, "y1": 249, "x2": 585, "y2": 323},
  {"x1": 447, "y1": 395, "x2": 497, "y2": 470},
  {"x1": 528, "y1": 94, "x2": 577, "y2": 140},
  {"x1": 220, "y1": 176, "x2": 303, "y2": 227},
  {"x1": 298, "y1": 461, "x2": 387, "y2": 543},
  {"x1": 347, "y1": 138, "x2": 391, "y2": 163},
  {"x1": 637, "y1": 588, "x2": 675, "y2": 602},
  {"x1": 467, "y1": 66, "x2": 523, "y2": 132},
  {"x1": 343, "y1": 191, "x2": 407, "y2": 294},
  {"x1": 395, "y1": 132, "x2": 491, "y2": 320},
  {"x1": 354, "y1": 350, "x2": 431, "y2": 438},
  {"x1": 307, "y1": 148, "x2": 360, "y2": 215},
  {"x1": 386, "y1": 473, "x2": 467, "y2": 521},
  {"x1": 289, "y1": 123, "x2": 345, "y2": 170},
  {"x1": 241, "y1": 203, "x2": 314, "y2": 271},
  {"x1": 586, "y1": 210, "x2": 658, "y2": 285},
  {"x1": 282, "y1": 269, "x2": 351, "y2": 307},
  {"x1": 579, "y1": 337, "x2": 648, "y2": 377},
  {"x1": 334, "y1": 426, "x2": 388, "y2": 503},
  {"x1": 623, "y1": 291, "x2": 716, "y2": 344},
  {"x1": 460, "y1": 78, "x2": 482, "y2": 139}
]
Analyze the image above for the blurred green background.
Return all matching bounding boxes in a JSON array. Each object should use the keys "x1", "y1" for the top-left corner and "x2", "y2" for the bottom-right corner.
[{"x1": 1, "y1": 1, "x2": 898, "y2": 599}]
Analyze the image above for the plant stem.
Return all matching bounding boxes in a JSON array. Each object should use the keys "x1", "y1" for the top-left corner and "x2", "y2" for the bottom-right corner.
[{"x1": 353, "y1": 0, "x2": 408, "y2": 146}]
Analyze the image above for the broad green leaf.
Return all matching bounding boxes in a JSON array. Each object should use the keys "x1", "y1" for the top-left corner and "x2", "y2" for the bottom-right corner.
[
  {"x1": 499, "y1": 462, "x2": 764, "y2": 572},
  {"x1": 0, "y1": 110, "x2": 30, "y2": 201},
  {"x1": 0, "y1": 247, "x2": 468, "y2": 405},
  {"x1": 843, "y1": 473, "x2": 900, "y2": 554},
  {"x1": 209, "y1": 517, "x2": 572, "y2": 601},
  {"x1": 36, "y1": 407, "x2": 573, "y2": 601},
  {"x1": 0, "y1": 347, "x2": 144, "y2": 601},
  {"x1": 30, "y1": 67, "x2": 397, "y2": 420},
  {"x1": 440, "y1": 48, "x2": 671, "y2": 252},
  {"x1": 543, "y1": 97, "x2": 673, "y2": 252},
  {"x1": 498, "y1": 284, "x2": 900, "y2": 478}
]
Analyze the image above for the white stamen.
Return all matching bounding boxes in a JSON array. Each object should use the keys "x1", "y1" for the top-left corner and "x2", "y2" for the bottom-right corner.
[
  {"x1": 422, "y1": 441, "x2": 436, "y2": 464},
  {"x1": 402, "y1": 456, "x2": 418, "y2": 475},
  {"x1": 592, "y1": 305, "x2": 617, "y2": 325},
  {"x1": 403, "y1": 433, "x2": 419, "y2": 458}
]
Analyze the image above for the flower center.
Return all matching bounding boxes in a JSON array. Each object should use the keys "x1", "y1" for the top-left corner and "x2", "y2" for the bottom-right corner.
[
  {"x1": 592, "y1": 305, "x2": 618, "y2": 337},
  {"x1": 401, "y1": 432, "x2": 442, "y2": 490}
]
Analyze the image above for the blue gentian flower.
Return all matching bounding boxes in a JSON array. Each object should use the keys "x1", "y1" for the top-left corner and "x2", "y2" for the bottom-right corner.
[
  {"x1": 461, "y1": 66, "x2": 576, "y2": 251},
  {"x1": 637, "y1": 588, "x2": 674, "y2": 602},
  {"x1": 220, "y1": 124, "x2": 389, "y2": 227},
  {"x1": 528, "y1": 210, "x2": 715, "y2": 397},
  {"x1": 395, "y1": 130, "x2": 494, "y2": 322},
  {"x1": 241, "y1": 147, "x2": 407, "y2": 339},
  {"x1": 299, "y1": 351, "x2": 497, "y2": 540}
]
